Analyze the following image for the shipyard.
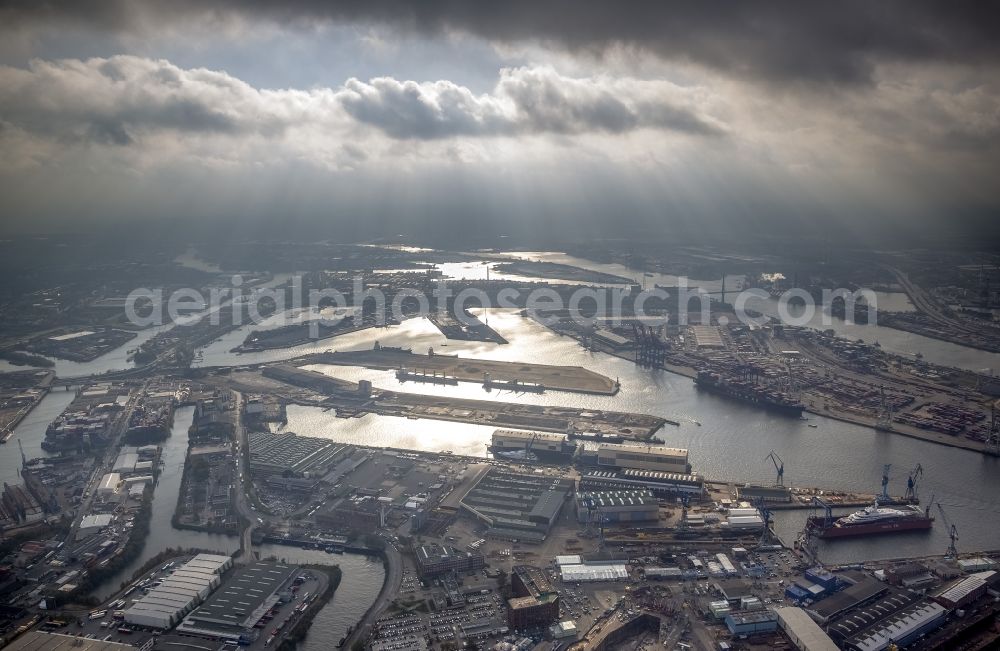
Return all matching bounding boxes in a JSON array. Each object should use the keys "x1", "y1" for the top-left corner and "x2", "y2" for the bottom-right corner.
[{"x1": 3, "y1": 3, "x2": 1000, "y2": 644}]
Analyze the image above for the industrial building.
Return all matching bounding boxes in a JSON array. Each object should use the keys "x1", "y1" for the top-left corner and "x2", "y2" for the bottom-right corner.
[
  {"x1": 559, "y1": 561, "x2": 629, "y2": 583},
  {"x1": 578, "y1": 468, "x2": 704, "y2": 496},
  {"x1": 175, "y1": 561, "x2": 299, "y2": 641},
  {"x1": 691, "y1": 325, "x2": 725, "y2": 349},
  {"x1": 957, "y1": 557, "x2": 996, "y2": 573},
  {"x1": 459, "y1": 469, "x2": 573, "y2": 542},
  {"x1": 844, "y1": 601, "x2": 947, "y2": 651},
  {"x1": 809, "y1": 571, "x2": 888, "y2": 624},
  {"x1": 549, "y1": 620, "x2": 578, "y2": 640},
  {"x1": 490, "y1": 429, "x2": 576, "y2": 460},
  {"x1": 124, "y1": 553, "x2": 232, "y2": 629},
  {"x1": 775, "y1": 607, "x2": 839, "y2": 651},
  {"x1": 715, "y1": 579, "x2": 755, "y2": 607},
  {"x1": 113, "y1": 450, "x2": 139, "y2": 474},
  {"x1": 644, "y1": 567, "x2": 683, "y2": 580},
  {"x1": 574, "y1": 489, "x2": 658, "y2": 524},
  {"x1": 724, "y1": 610, "x2": 778, "y2": 636},
  {"x1": 315, "y1": 495, "x2": 383, "y2": 534},
  {"x1": 414, "y1": 543, "x2": 485, "y2": 578},
  {"x1": 507, "y1": 566, "x2": 560, "y2": 631},
  {"x1": 96, "y1": 473, "x2": 121, "y2": 497},
  {"x1": 247, "y1": 431, "x2": 347, "y2": 477},
  {"x1": 934, "y1": 574, "x2": 988, "y2": 608},
  {"x1": 76, "y1": 513, "x2": 113, "y2": 539},
  {"x1": 591, "y1": 443, "x2": 690, "y2": 474},
  {"x1": 591, "y1": 329, "x2": 631, "y2": 350},
  {"x1": 737, "y1": 484, "x2": 792, "y2": 503}
]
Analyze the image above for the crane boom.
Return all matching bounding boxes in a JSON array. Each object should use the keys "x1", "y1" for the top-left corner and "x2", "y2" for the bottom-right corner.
[
  {"x1": 936, "y1": 501, "x2": 959, "y2": 558},
  {"x1": 766, "y1": 450, "x2": 784, "y2": 487},
  {"x1": 904, "y1": 463, "x2": 923, "y2": 502}
]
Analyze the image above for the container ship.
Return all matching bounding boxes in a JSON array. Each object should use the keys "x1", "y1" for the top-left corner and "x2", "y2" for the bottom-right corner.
[
  {"x1": 807, "y1": 502, "x2": 933, "y2": 539},
  {"x1": 695, "y1": 371, "x2": 803, "y2": 417}
]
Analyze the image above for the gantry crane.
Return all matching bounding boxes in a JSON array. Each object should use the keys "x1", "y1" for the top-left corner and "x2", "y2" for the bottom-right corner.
[
  {"x1": 904, "y1": 463, "x2": 923, "y2": 502},
  {"x1": 936, "y1": 501, "x2": 959, "y2": 558},
  {"x1": 766, "y1": 450, "x2": 785, "y2": 487}
]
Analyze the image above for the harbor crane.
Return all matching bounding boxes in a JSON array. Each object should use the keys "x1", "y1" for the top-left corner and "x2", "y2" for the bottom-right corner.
[
  {"x1": 936, "y1": 501, "x2": 959, "y2": 559},
  {"x1": 810, "y1": 496, "x2": 835, "y2": 529},
  {"x1": 752, "y1": 497, "x2": 773, "y2": 545},
  {"x1": 765, "y1": 450, "x2": 785, "y2": 487},
  {"x1": 904, "y1": 463, "x2": 923, "y2": 502},
  {"x1": 879, "y1": 464, "x2": 892, "y2": 503}
]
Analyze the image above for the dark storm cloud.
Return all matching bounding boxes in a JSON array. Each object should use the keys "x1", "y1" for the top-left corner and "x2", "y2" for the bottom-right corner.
[{"x1": 2, "y1": 1, "x2": 999, "y2": 84}]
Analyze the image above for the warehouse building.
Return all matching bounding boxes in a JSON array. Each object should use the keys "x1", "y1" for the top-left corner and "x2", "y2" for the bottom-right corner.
[
  {"x1": 460, "y1": 469, "x2": 573, "y2": 542},
  {"x1": 578, "y1": 468, "x2": 704, "y2": 496},
  {"x1": 826, "y1": 590, "x2": 920, "y2": 643},
  {"x1": 96, "y1": 473, "x2": 121, "y2": 497},
  {"x1": 574, "y1": 490, "x2": 658, "y2": 524},
  {"x1": 490, "y1": 429, "x2": 576, "y2": 460},
  {"x1": 809, "y1": 571, "x2": 888, "y2": 624},
  {"x1": 124, "y1": 553, "x2": 232, "y2": 629},
  {"x1": 414, "y1": 543, "x2": 485, "y2": 578},
  {"x1": 247, "y1": 431, "x2": 347, "y2": 477},
  {"x1": 725, "y1": 610, "x2": 778, "y2": 636},
  {"x1": 957, "y1": 557, "x2": 996, "y2": 573},
  {"x1": 844, "y1": 601, "x2": 947, "y2": 651},
  {"x1": 644, "y1": 566, "x2": 683, "y2": 580},
  {"x1": 934, "y1": 574, "x2": 988, "y2": 608},
  {"x1": 175, "y1": 561, "x2": 299, "y2": 641},
  {"x1": 559, "y1": 561, "x2": 629, "y2": 583},
  {"x1": 77, "y1": 514, "x2": 114, "y2": 539},
  {"x1": 775, "y1": 607, "x2": 839, "y2": 651},
  {"x1": 113, "y1": 450, "x2": 139, "y2": 474},
  {"x1": 592, "y1": 443, "x2": 690, "y2": 474}
]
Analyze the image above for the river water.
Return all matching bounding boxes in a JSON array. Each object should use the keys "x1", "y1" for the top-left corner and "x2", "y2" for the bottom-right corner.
[
  {"x1": 96, "y1": 406, "x2": 238, "y2": 599},
  {"x1": 254, "y1": 545, "x2": 385, "y2": 651},
  {"x1": 243, "y1": 309, "x2": 1000, "y2": 565}
]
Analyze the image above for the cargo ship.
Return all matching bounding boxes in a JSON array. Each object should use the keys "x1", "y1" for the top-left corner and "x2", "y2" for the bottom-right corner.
[
  {"x1": 807, "y1": 502, "x2": 933, "y2": 538},
  {"x1": 695, "y1": 371, "x2": 803, "y2": 417}
]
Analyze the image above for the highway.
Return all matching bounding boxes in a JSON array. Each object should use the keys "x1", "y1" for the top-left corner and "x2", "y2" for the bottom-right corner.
[{"x1": 885, "y1": 265, "x2": 979, "y2": 335}]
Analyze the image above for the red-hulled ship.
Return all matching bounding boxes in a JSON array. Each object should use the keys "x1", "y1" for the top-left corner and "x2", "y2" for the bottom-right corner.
[{"x1": 807, "y1": 502, "x2": 933, "y2": 539}]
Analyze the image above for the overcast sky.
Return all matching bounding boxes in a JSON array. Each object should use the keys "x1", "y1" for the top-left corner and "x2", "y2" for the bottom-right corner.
[{"x1": 0, "y1": 2, "x2": 998, "y2": 245}]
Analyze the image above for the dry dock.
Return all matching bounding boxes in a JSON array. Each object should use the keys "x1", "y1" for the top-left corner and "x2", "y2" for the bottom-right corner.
[{"x1": 309, "y1": 348, "x2": 620, "y2": 395}]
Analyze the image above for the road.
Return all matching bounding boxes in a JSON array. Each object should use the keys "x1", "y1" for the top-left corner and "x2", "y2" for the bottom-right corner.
[{"x1": 231, "y1": 391, "x2": 260, "y2": 562}]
